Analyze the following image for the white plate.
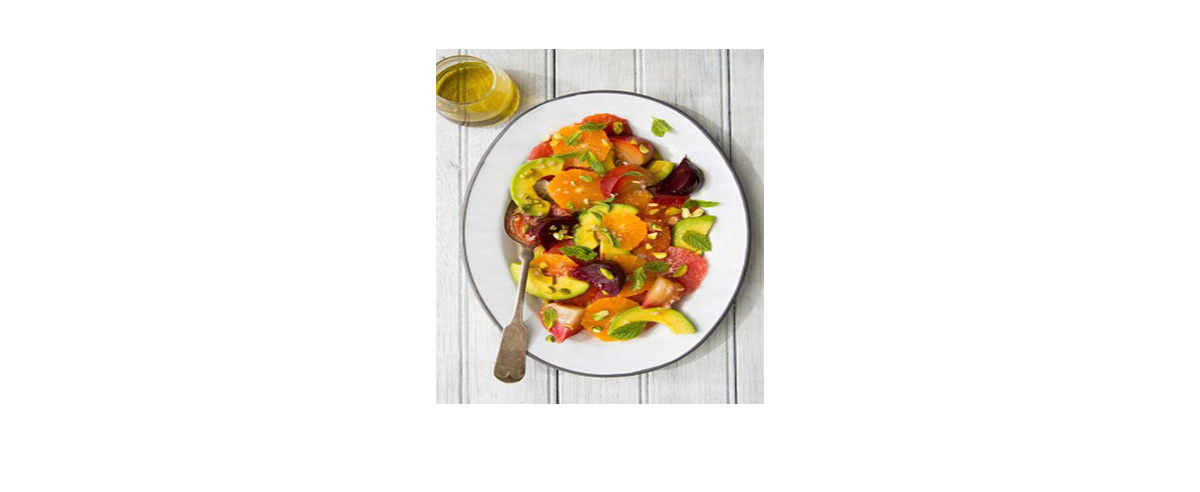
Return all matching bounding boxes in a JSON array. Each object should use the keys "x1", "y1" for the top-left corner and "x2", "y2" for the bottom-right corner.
[{"x1": 462, "y1": 91, "x2": 750, "y2": 377}]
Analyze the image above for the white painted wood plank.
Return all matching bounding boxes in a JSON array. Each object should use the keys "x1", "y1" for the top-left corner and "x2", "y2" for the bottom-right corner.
[
  {"x1": 460, "y1": 49, "x2": 557, "y2": 403},
  {"x1": 729, "y1": 49, "x2": 765, "y2": 403},
  {"x1": 551, "y1": 49, "x2": 643, "y2": 404},
  {"x1": 640, "y1": 49, "x2": 735, "y2": 404},
  {"x1": 435, "y1": 49, "x2": 464, "y2": 403}
]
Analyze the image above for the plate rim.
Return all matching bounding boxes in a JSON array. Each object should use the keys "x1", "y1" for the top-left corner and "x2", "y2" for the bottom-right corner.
[{"x1": 458, "y1": 90, "x2": 753, "y2": 378}]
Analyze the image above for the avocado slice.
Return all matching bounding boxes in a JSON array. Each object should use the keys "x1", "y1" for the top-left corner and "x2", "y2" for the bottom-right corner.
[
  {"x1": 672, "y1": 215, "x2": 715, "y2": 254},
  {"x1": 510, "y1": 157, "x2": 564, "y2": 217},
  {"x1": 509, "y1": 263, "x2": 589, "y2": 300},
  {"x1": 645, "y1": 160, "x2": 675, "y2": 185},
  {"x1": 607, "y1": 306, "x2": 697, "y2": 335},
  {"x1": 573, "y1": 203, "x2": 610, "y2": 249}
]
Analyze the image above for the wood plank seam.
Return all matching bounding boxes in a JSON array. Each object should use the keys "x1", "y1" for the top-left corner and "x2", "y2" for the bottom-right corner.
[{"x1": 720, "y1": 48, "x2": 738, "y2": 404}]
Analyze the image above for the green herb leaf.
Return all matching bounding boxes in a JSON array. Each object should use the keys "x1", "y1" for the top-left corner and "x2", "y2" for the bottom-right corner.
[
  {"x1": 584, "y1": 152, "x2": 606, "y2": 175},
  {"x1": 565, "y1": 131, "x2": 584, "y2": 146},
  {"x1": 602, "y1": 195, "x2": 617, "y2": 203},
  {"x1": 682, "y1": 199, "x2": 720, "y2": 208},
  {"x1": 578, "y1": 122, "x2": 606, "y2": 132},
  {"x1": 672, "y1": 264, "x2": 688, "y2": 277},
  {"x1": 559, "y1": 245, "x2": 597, "y2": 261},
  {"x1": 552, "y1": 151, "x2": 584, "y2": 160},
  {"x1": 682, "y1": 231, "x2": 712, "y2": 252},
  {"x1": 622, "y1": 171, "x2": 644, "y2": 177},
  {"x1": 644, "y1": 261, "x2": 670, "y2": 273},
  {"x1": 630, "y1": 266, "x2": 647, "y2": 291},
  {"x1": 609, "y1": 321, "x2": 647, "y2": 340},
  {"x1": 651, "y1": 117, "x2": 672, "y2": 137},
  {"x1": 578, "y1": 174, "x2": 595, "y2": 182},
  {"x1": 542, "y1": 308, "x2": 557, "y2": 327}
]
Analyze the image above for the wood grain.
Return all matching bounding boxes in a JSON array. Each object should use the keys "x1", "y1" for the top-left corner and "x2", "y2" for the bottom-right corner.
[
  {"x1": 435, "y1": 49, "x2": 764, "y2": 403},
  {"x1": 730, "y1": 50, "x2": 765, "y2": 403}
]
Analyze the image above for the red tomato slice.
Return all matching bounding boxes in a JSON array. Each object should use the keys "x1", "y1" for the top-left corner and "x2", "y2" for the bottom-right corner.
[
  {"x1": 600, "y1": 165, "x2": 646, "y2": 196},
  {"x1": 579, "y1": 113, "x2": 631, "y2": 137}
]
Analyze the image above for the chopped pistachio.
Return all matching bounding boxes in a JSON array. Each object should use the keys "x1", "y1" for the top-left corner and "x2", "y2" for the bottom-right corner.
[
  {"x1": 681, "y1": 208, "x2": 692, "y2": 218},
  {"x1": 647, "y1": 232, "x2": 659, "y2": 239},
  {"x1": 546, "y1": 335, "x2": 556, "y2": 342},
  {"x1": 673, "y1": 265, "x2": 688, "y2": 277},
  {"x1": 592, "y1": 310, "x2": 610, "y2": 321},
  {"x1": 693, "y1": 208, "x2": 706, "y2": 217},
  {"x1": 613, "y1": 122, "x2": 623, "y2": 134},
  {"x1": 665, "y1": 207, "x2": 681, "y2": 216},
  {"x1": 599, "y1": 268, "x2": 614, "y2": 280},
  {"x1": 638, "y1": 144, "x2": 650, "y2": 154},
  {"x1": 644, "y1": 243, "x2": 652, "y2": 249},
  {"x1": 591, "y1": 327, "x2": 602, "y2": 333},
  {"x1": 652, "y1": 252, "x2": 668, "y2": 259}
]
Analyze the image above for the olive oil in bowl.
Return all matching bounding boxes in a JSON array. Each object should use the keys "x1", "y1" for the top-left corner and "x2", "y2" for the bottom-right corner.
[{"x1": 436, "y1": 55, "x2": 520, "y2": 127}]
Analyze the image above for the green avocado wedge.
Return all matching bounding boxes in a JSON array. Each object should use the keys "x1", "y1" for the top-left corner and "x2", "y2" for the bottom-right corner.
[
  {"x1": 510, "y1": 157, "x2": 564, "y2": 217},
  {"x1": 509, "y1": 263, "x2": 589, "y2": 300},
  {"x1": 671, "y1": 215, "x2": 715, "y2": 254},
  {"x1": 607, "y1": 306, "x2": 697, "y2": 335},
  {"x1": 573, "y1": 203, "x2": 609, "y2": 249}
]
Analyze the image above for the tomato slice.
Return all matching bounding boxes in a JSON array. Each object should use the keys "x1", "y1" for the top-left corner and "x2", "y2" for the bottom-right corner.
[
  {"x1": 579, "y1": 113, "x2": 631, "y2": 137},
  {"x1": 600, "y1": 165, "x2": 647, "y2": 196}
]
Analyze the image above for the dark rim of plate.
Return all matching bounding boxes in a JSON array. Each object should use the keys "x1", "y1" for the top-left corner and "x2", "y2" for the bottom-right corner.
[{"x1": 458, "y1": 90, "x2": 753, "y2": 378}]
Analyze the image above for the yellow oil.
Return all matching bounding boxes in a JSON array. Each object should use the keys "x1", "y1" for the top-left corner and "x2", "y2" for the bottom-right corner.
[{"x1": 436, "y1": 59, "x2": 520, "y2": 127}]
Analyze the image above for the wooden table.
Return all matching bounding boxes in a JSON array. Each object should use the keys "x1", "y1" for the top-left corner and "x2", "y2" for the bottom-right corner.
[{"x1": 436, "y1": 49, "x2": 763, "y2": 403}]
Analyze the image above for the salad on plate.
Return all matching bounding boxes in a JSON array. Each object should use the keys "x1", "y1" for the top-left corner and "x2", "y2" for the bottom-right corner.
[{"x1": 504, "y1": 113, "x2": 719, "y2": 344}]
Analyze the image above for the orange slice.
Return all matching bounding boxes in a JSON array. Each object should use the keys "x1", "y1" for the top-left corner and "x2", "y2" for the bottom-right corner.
[
  {"x1": 633, "y1": 218, "x2": 672, "y2": 260},
  {"x1": 601, "y1": 209, "x2": 648, "y2": 251},
  {"x1": 611, "y1": 253, "x2": 657, "y2": 297},
  {"x1": 546, "y1": 169, "x2": 604, "y2": 212},
  {"x1": 582, "y1": 297, "x2": 639, "y2": 341},
  {"x1": 550, "y1": 125, "x2": 612, "y2": 163},
  {"x1": 530, "y1": 253, "x2": 577, "y2": 277}
]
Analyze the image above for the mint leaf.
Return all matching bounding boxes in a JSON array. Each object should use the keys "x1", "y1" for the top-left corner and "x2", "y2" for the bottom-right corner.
[
  {"x1": 542, "y1": 308, "x2": 557, "y2": 327},
  {"x1": 578, "y1": 122, "x2": 606, "y2": 132},
  {"x1": 682, "y1": 231, "x2": 712, "y2": 252},
  {"x1": 609, "y1": 321, "x2": 647, "y2": 340},
  {"x1": 552, "y1": 151, "x2": 584, "y2": 160},
  {"x1": 651, "y1": 117, "x2": 672, "y2": 137},
  {"x1": 644, "y1": 261, "x2": 670, "y2": 273},
  {"x1": 683, "y1": 199, "x2": 720, "y2": 208},
  {"x1": 564, "y1": 131, "x2": 583, "y2": 146},
  {"x1": 630, "y1": 266, "x2": 646, "y2": 291},
  {"x1": 585, "y1": 152, "x2": 606, "y2": 175},
  {"x1": 559, "y1": 245, "x2": 597, "y2": 261}
]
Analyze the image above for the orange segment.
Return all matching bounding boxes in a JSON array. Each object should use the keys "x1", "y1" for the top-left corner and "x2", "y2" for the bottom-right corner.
[
  {"x1": 582, "y1": 297, "x2": 639, "y2": 341},
  {"x1": 614, "y1": 188, "x2": 653, "y2": 211},
  {"x1": 546, "y1": 169, "x2": 604, "y2": 212},
  {"x1": 530, "y1": 253, "x2": 577, "y2": 277},
  {"x1": 550, "y1": 125, "x2": 612, "y2": 162},
  {"x1": 611, "y1": 253, "x2": 657, "y2": 297},
  {"x1": 634, "y1": 219, "x2": 672, "y2": 261},
  {"x1": 600, "y1": 209, "x2": 647, "y2": 251}
]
